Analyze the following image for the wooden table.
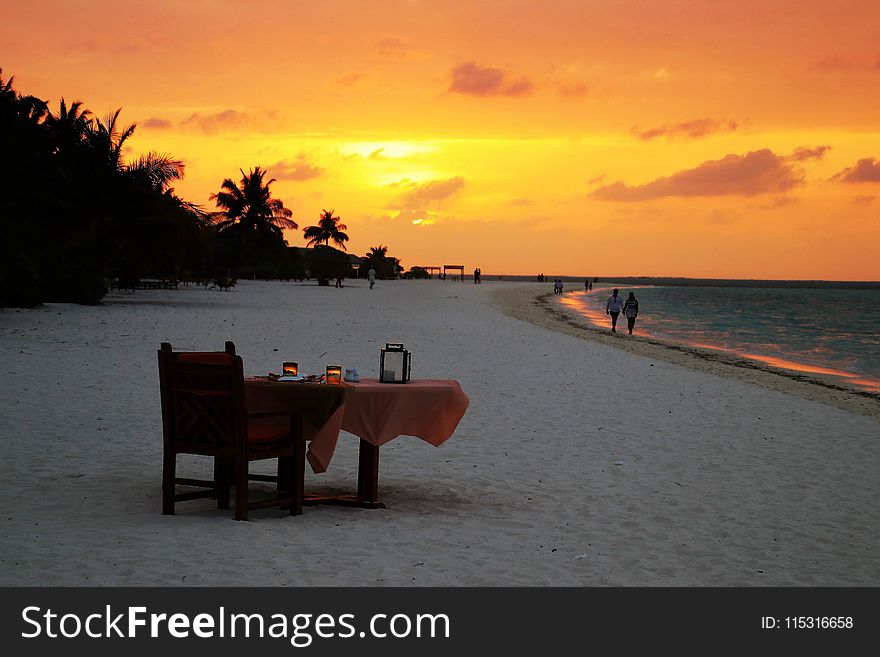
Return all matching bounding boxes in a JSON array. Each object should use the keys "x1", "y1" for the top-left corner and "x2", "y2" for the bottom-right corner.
[{"x1": 243, "y1": 378, "x2": 469, "y2": 508}]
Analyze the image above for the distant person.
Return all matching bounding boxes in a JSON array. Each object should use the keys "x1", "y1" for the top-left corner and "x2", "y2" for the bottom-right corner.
[
  {"x1": 623, "y1": 292, "x2": 639, "y2": 334},
  {"x1": 605, "y1": 288, "x2": 624, "y2": 332},
  {"x1": 368, "y1": 266, "x2": 376, "y2": 290},
  {"x1": 473, "y1": 268, "x2": 479, "y2": 284},
  {"x1": 553, "y1": 279, "x2": 560, "y2": 294},
  {"x1": 584, "y1": 280, "x2": 589, "y2": 292},
  {"x1": 334, "y1": 273, "x2": 343, "y2": 288},
  {"x1": 477, "y1": 268, "x2": 481, "y2": 283},
  {"x1": 588, "y1": 281, "x2": 592, "y2": 291}
]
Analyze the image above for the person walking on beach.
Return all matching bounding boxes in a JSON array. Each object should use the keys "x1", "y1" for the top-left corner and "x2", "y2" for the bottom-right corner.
[
  {"x1": 623, "y1": 291, "x2": 639, "y2": 334},
  {"x1": 584, "y1": 279, "x2": 589, "y2": 292},
  {"x1": 368, "y1": 266, "x2": 376, "y2": 290},
  {"x1": 606, "y1": 288, "x2": 624, "y2": 332}
]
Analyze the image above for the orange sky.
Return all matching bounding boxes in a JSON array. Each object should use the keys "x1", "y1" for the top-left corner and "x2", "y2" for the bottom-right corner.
[{"x1": 4, "y1": 0, "x2": 879, "y2": 279}]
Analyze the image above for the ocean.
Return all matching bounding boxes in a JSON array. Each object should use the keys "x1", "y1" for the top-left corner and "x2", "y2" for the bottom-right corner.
[{"x1": 557, "y1": 282, "x2": 880, "y2": 392}]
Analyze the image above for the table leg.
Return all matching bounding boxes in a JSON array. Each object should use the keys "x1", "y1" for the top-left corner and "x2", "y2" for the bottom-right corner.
[
  {"x1": 303, "y1": 439, "x2": 387, "y2": 509},
  {"x1": 357, "y1": 439, "x2": 384, "y2": 507}
]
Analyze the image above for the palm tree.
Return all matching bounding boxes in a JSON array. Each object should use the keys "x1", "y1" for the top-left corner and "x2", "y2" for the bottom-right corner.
[
  {"x1": 86, "y1": 108, "x2": 136, "y2": 172},
  {"x1": 210, "y1": 167, "x2": 297, "y2": 275},
  {"x1": 303, "y1": 209, "x2": 349, "y2": 250},
  {"x1": 46, "y1": 98, "x2": 91, "y2": 155},
  {"x1": 366, "y1": 245, "x2": 387, "y2": 260},
  {"x1": 126, "y1": 152, "x2": 186, "y2": 192},
  {"x1": 210, "y1": 166, "x2": 297, "y2": 237}
]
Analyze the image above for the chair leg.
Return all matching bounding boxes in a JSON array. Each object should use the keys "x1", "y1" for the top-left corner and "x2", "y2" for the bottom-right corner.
[
  {"x1": 215, "y1": 457, "x2": 231, "y2": 510},
  {"x1": 234, "y1": 458, "x2": 249, "y2": 521},
  {"x1": 162, "y1": 451, "x2": 176, "y2": 515}
]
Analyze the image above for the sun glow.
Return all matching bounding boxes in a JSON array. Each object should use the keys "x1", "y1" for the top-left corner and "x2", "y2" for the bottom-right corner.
[{"x1": 4, "y1": 0, "x2": 878, "y2": 279}]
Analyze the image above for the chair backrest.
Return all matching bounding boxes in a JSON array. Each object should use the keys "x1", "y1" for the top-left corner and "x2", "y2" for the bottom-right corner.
[{"x1": 158, "y1": 342, "x2": 247, "y2": 456}]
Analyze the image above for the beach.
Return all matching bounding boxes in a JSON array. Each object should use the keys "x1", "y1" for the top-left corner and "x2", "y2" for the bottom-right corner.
[{"x1": 1, "y1": 280, "x2": 878, "y2": 586}]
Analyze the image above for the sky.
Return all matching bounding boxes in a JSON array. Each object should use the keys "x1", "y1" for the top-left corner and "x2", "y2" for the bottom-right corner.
[{"x1": 4, "y1": 0, "x2": 880, "y2": 279}]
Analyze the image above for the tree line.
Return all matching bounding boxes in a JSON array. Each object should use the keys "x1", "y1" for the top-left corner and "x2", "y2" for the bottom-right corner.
[{"x1": 0, "y1": 71, "x2": 406, "y2": 306}]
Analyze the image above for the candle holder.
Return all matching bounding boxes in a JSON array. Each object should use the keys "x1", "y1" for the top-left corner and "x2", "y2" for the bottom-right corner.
[
  {"x1": 379, "y1": 343, "x2": 411, "y2": 383},
  {"x1": 282, "y1": 361, "x2": 298, "y2": 377},
  {"x1": 326, "y1": 365, "x2": 342, "y2": 385}
]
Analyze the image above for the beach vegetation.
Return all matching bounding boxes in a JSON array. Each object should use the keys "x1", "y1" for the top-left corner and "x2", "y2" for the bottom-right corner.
[
  {"x1": 304, "y1": 245, "x2": 350, "y2": 286},
  {"x1": 404, "y1": 266, "x2": 431, "y2": 279},
  {"x1": 362, "y1": 245, "x2": 403, "y2": 279},
  {"x1": 0, "y1": 70, "x2": 212, "y2": 306},
  {"x1": 302, "y1": 209, "x2": 349, "y2": 250},
  {"x1": 209, "y1": 167, "x2": 297, "y2": 278}
]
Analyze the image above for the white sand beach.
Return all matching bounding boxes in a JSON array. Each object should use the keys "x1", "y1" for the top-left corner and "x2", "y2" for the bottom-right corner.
[{"x1": 1, "y1": 280, "x2": 878, "y2": 586}]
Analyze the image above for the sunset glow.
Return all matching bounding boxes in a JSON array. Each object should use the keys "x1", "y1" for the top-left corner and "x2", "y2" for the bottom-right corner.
[{"x1": 6, "y1": 0, "x2": 879, "y2": 279}]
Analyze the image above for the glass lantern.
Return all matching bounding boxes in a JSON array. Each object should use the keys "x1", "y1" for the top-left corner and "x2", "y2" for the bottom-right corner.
[
  {"x1": 326, "y1": 365, "x2": 342, "y2": 385},
  {"x1": 379, "y1": 343, "x2": 411, "y2": 383},
  {"x1": 283, "y1": 361, "x2": 298, "y2": 377}
]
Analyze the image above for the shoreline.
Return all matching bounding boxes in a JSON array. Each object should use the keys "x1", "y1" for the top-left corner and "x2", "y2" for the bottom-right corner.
[{"x1": 491, "y1": 285, "x2": 880, "y2": 422}]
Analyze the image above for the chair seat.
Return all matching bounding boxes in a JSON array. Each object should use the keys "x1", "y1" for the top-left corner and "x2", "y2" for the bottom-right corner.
[{"x1": 246, "y1": 417, "x2": 292, "y2": 443}]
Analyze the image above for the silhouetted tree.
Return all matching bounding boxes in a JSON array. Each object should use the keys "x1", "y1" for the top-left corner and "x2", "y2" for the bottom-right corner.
[
  {"x1": 0, "y1": 71, "x2": 210, "y2": 305},
  {"x1": 303, "y1": 209, "x2": 349, "y2": 250},
  {"x1": 209, "y1": 167, "x2": 297, "y2": 276}
]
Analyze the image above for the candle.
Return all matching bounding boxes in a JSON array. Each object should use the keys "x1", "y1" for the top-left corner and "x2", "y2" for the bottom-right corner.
[{"x1": 326, "y1": 365, "x2": 342, "y2": 385}]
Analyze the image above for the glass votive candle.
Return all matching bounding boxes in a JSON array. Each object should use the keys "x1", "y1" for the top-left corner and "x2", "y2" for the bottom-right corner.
[
  {"x1": 326, "y1": 365, "x2": 342, "y2": 385},
  {"x1": 283, "y1": 361, "x2": 298, "y2": 377}
]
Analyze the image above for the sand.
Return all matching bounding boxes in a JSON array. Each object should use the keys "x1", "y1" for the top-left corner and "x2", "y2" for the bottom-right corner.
[{"x1": 1, "y1": 280, "x2": 878, "y2": 586}]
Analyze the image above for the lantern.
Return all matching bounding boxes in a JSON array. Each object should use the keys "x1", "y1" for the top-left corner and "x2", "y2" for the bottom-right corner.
[
  {"x1": 283, "y1": 361, "x2": 298, "y2": 377},
  {"x1": 379, "y1": 343, "x2": 411, "y2": 383},
  {"x1": 326, "y1": 365, "x2": 342, "y2": 385}
]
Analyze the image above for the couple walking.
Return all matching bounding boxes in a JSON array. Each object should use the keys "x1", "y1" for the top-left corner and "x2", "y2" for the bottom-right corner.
[{"x1": 605, "y1": 289, "x2": 639, "y2": 334}]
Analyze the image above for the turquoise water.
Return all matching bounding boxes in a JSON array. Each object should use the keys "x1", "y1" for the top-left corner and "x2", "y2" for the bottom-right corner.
[{"x1": 561, "y1": 284, "x2": 880, "y2": 392}]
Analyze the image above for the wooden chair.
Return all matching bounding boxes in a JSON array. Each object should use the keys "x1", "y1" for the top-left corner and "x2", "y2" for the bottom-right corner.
[{"x1": 158, "y1": 341, "x2": 305, "y2": 520}]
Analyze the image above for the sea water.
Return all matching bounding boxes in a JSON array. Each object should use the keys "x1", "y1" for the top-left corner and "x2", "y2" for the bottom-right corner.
[{"x1": 560, "y1": 283, "x2": 880, "y2": 392}]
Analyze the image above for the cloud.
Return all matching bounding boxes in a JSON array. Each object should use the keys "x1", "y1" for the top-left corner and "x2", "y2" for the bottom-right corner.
[
  {"x1": 811, "y1": 55, "x2": 853, "y2": 71},
  {"x1": 180, "y1": 108, "x2": 281, "y2": 135},
  {"x1": 853, "y1": 195, "x2": 876, "y2": 206},
  {"x1": 787, "y1": 145, "x2": 831, "y2": 161},
  {"x1": 393, "y1": 176, "x2": 465, "y2": 207},
  {"x1": 811, "y1": 55, "x2": 880, "y2": 72},
  {"x1": 269, "y1": 153, "x2": 324, "y2": 181},
  {"x1": 448, "y1": 62, "x2": 533, "y2": 97},
  {"x1": 758, "y1": 196, "x2": 800, "y2": 210},
  {"x1": 375, "y1": 37, "x2": 425, "y2": 59},
  {"x1": 830, "y1": 157, "x2": 880, "y2": 183},
  {"x1": 334, "y1": 72, "x2": 364, "y2": 87},
  {"x1": 705, "y1": 210, "x2": 739, "y2": 225},
  {"x1": 66, "y1": 39, "x2": 141, "y2": 55},
  {"x1": 591, "y1": 149, "x2": 804, "y2": 202},
  {"x1": 142, "y1": 117, "x2": 172, "y2": 130},
  {"x1": 653, "y1": 68, "x2": 670, "y2": 79},
  {"x1": 587, "y1": 174, "x2": 606, "y2": 186},
  {"x1": 556, "y1": 81, "x2": 589, "y2": 97},
  {"x1": 507, "y1": 197, "x2": 535, "y2": 206},
  {"x1": 631, "y1": 118, "x2": 739, "y2": 141}
]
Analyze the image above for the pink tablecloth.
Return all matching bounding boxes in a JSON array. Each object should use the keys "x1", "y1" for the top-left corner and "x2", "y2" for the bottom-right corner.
[{"x1": 243, "y1": 378, "x2": 469, "y2": 473}]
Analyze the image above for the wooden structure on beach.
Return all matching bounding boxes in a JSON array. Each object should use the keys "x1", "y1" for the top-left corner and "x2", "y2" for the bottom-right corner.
[{"x1": 443, "y1": 265, "x2": 465, "y2": 281}]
